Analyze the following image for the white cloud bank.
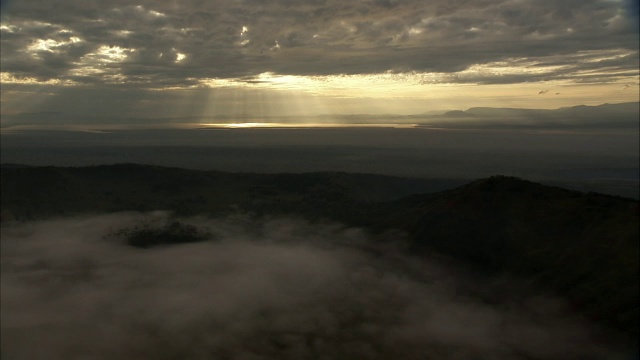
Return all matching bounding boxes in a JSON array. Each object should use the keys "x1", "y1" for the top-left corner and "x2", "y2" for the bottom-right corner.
[{"x1": 0, "y1": 213, "x2": 629, "y2": 359}]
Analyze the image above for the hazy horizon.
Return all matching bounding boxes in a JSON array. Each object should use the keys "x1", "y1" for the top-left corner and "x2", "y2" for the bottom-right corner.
[
  {"x1": 2, "y1": 0, "x2": 637, "y2": 179},
  {"x1": 1, "y1": 101, "x2": 638, "y2": 129}
]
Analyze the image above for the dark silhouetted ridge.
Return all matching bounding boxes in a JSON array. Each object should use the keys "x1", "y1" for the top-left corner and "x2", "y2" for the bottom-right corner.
[{"x1": 375, "y1": 175, "x2": 639, "y2": 337}]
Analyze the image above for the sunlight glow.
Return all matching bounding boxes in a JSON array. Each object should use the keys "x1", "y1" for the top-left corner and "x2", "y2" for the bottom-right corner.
[
  {"x1": 0, "y1": 24, "x2": 18, "y2": 33},
  {"x1": 114, "y1": 30, "x2": 134, "y2": 37},
  {"x1": 457, "y1": 60, "x2": 566, "y2": 78},
  {"x1": 27, "y1": 37, "x2": 82, "y2": 53},
  {"x1": 90, "y1": 45, "x2": 134, "y2": 63},
  {"x1": 134, "y1": 5, "x2": 166, "y2": 18},
  {"x1": 201, "y1": 123, "x2": 419, "y2": 129},
  {"x1": 149, "y1": 10, "x2": 166, "y2": 17},
  {"x1": 0, "y1": 72, "x2": 77, "y2": 86}
]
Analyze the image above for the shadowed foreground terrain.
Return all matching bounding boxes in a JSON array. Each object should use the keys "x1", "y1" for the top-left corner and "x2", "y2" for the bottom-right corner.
[{"x1": 1, "y1": 164, "x2": 638, "y2": 359}]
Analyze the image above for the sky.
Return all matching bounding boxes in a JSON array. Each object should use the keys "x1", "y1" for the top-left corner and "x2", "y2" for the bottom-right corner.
[{"x1": 1, "y1": 0, "x2": 639, "y2": 123}]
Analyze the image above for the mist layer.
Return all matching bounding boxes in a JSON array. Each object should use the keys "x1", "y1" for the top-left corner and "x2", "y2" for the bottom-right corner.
[{"x1": 0, "y1": 213, "x2": 626, "y2": 359}]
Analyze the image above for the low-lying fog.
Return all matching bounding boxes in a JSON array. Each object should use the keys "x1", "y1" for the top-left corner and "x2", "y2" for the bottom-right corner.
[{"x1": 0, "y1": 213, "x2": 629, "y2": 359}]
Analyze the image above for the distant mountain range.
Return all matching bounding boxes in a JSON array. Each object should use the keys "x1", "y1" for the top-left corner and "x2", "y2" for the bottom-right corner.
[
  {"x1": 428, "y1": 102, "x2": 640, "y2": 129},
  {"x1": 1, "y1": 164, "x2": 638, "y2": 338}
]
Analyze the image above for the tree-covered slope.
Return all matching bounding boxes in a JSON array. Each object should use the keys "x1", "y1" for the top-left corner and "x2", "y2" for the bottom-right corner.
[{"x1": 373, "y1": 176, "x2": 639, "y2": 336}]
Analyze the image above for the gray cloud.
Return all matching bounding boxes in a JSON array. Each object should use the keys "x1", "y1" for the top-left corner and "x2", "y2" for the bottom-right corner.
[
  {"x1": 0, "y1": 212, "x2": 630, "y2": 359},
  {"x1": 1, "y1": 0, "x2": 638, "y2": 86}
]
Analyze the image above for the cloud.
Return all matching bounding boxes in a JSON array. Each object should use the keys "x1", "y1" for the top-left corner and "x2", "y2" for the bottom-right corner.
[
  {"x1": 0, "y1": 212, "x2": 629, "y2": 359},
  {"x1": 1, "y1": 0, "x2": 638, "y2": 87}
]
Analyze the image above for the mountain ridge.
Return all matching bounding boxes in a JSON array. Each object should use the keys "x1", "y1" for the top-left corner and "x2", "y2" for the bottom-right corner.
[
  {"x1": 433, "y1": 102, "x2": 640, "y2": 129},
  {"x1": 441, "y1": 101, "x2": 638, "y2": 117}
]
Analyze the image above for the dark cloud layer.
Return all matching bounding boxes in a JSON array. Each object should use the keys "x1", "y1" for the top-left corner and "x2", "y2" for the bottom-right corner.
[
  {"x1": 1, "y1": 0, "x2": 638, "y2": 87},
  {"x1": 0, "y1": 213, "x2": 630, "y2": 359}
]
